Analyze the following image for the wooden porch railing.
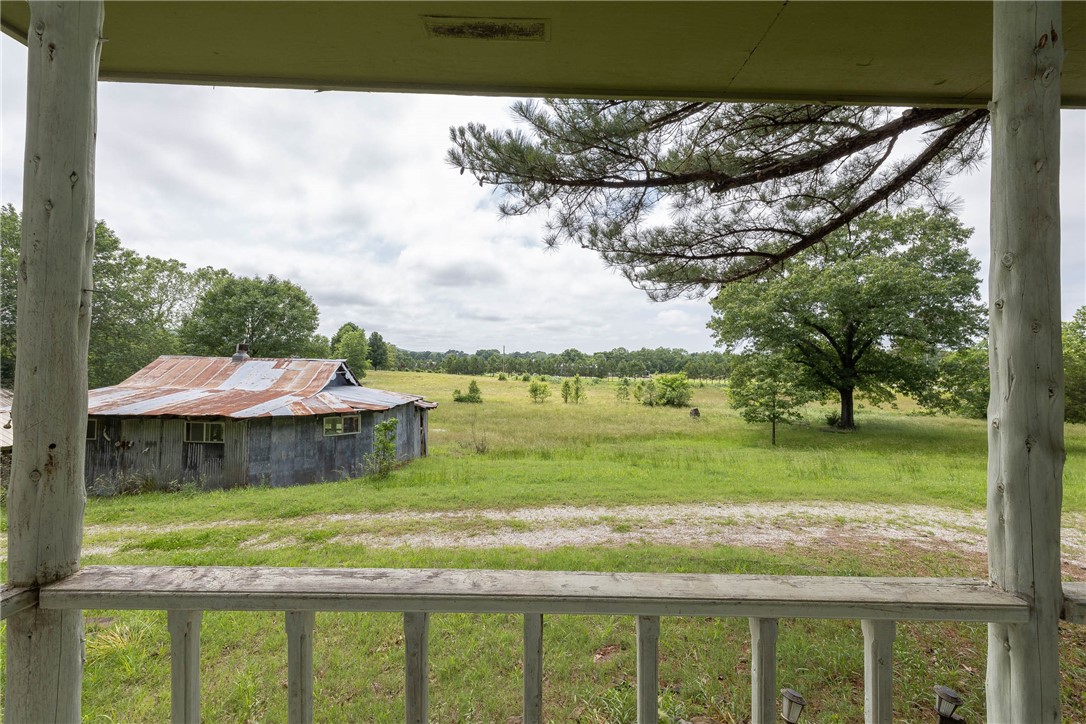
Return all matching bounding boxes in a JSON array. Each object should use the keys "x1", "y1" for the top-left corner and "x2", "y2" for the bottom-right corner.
[{"x1": 4, "y1": 567, "x2": 1084, "y2": 724}]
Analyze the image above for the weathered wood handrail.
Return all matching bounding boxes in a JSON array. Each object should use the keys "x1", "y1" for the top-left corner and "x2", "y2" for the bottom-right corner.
[
  {"x1": 38, "y1": 566, "x2": 1032, "y2": 621},
  {"x1": 29, "y1": 565, "x2": 1059, "y2": 724},
  {"x1": 0, "y1": 585, "x2": 39, "y2": 620}
]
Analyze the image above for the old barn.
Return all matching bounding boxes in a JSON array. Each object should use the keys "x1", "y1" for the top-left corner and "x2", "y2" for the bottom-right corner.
[{"x1": 84, "y1": 353, "x2": 435, "y2": 492}]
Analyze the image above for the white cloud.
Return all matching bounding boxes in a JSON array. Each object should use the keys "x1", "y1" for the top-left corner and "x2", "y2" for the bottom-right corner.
[{"x1": 2, "y1": 35, "x2": 1083, "y2": 356}]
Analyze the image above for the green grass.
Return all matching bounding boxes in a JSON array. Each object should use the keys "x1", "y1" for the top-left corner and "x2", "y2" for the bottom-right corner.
[
  {"x1": 2, "y1": 371, "x2": 1084, "y2": 722},
  {"x1": 72, "y1": 372, "x2": 1086, "y2": 530}
]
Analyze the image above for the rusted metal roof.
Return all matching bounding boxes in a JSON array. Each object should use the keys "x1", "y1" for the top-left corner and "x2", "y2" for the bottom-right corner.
[{"x1": 87, "y1": 356, "x2": 435, "y2": 419}]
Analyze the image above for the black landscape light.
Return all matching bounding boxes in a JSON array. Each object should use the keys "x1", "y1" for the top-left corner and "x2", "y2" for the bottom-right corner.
[
  {"x1": 933, "y1": 685, "x2": 964, "y2": 723},
  {"x1": 780, "y1": 688, "x2": 806, "y2": 723}
]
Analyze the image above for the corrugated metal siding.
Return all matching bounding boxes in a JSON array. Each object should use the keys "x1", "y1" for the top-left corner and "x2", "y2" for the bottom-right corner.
[{"x1": 224, "y1": 420, "x2": 247, "y2": 487}]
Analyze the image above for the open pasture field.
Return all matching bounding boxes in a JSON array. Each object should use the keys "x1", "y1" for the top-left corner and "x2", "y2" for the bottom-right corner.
[{"x1": 2, "y1": 371, "x2": 1084, "y2": 722}]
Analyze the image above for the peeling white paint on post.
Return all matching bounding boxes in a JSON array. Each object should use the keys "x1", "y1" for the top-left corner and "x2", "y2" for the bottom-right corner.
[
  {"x1": 286, "y1": 611, "x2": 315, "y2": 724},
  {"x1": 168, "y1": 610, "x2": 202, "y2": 724},
  {"x1": 861, "y1": 619, "x2": 895, "y2": 724},
  {"x1": 636, "y1": 615, "x2": 659, "y2": 724},
  {"x1": 4, "y1": 2, "x2": 103, "y2": 722},
  {"x1": 404, "y1": 612, "x2": 429, "y2": 724},
  {"x1": 748, "y1": 618, "x2": 778, "y2": 724},
  {"x1": 523, "y1": 613, "x2": 543, "y2": 724},
  {"x1": 988, "y1": 2, "x2": 1064, "y2": 722}
]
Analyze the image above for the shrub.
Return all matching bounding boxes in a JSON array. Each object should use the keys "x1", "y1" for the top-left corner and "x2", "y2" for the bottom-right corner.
[
  {"x1": 616, "y1": 377, "x2": 631, "y2": 402},
  {"x1": 521, "y1": 373, "x2": 531, "y2": 382},
  {"x1": 364, "y1": 418, "x2": 398, "y2": 477},
  {"x1": 497, "y1": 372, "x2": 508, "y2": 381},
  {"x1": 528, "y1": 380, "x2": 551, "y2": 403},
  {"x1": 636, "y1": 373, "x2": 693, "y2": 407},
  {"x1": 453, "y1": 379, "x2": 483, "y2": 403}
]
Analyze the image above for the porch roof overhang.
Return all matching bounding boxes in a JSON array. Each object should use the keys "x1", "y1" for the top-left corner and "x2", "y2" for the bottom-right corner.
[{"x1": 1, "y1": 1, "x2": 1083, "y2": 107}]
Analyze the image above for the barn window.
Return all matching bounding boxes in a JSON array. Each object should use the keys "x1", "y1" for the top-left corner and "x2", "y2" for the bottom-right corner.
[
  {"x1": 185, "y1": 421, "x2": 225, "y2": 443},
  {"x1": 86, "y1": 419, "x2": 97, "y2": 440},
  {"x1": 324, "y1": 415, "x2": 360, "y2": 436}
]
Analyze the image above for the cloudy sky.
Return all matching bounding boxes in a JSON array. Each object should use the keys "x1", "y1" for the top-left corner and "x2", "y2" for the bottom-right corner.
[{"x1": 2, "y1": 35, "x2": 1083, "y2": 355}]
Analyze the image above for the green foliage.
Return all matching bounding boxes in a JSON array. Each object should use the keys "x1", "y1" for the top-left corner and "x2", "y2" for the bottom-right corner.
[
  {"x1": 1065, "y1": 306, "x2": 1086, "y2": 424},
  {"x1": 1, "y1": 204, "x2": 21, "y2": 386},
  {"x1": 450, "y1": 100, "x2": 986, "y2": 298},
  {"x1": 453, "y1": 379, "x2": 483, "y2": 403},
  {"x1": 2, "y1": 205, "x2": 230, "y2": 388},
  {"x1": 528, "y1": 380, "x2": 551, "y2": 403},
  {"x1": 367, "y1": 331, "x2": 389, "y2": 370},
  {"x1": 333, "y1": 327, "x2": 369, "y2": 378},
  {"x1": 729, "y1": 354, "x2": 815, "y2": 444},
  {"x1": 616, "y1": 378, "x2": 631, "y2": 402},
  {"x1": 180, "y1": 274, "x2": 319, "y2": 358},
  {"x1": 521, "y1": 373, "x2": 532, "y2": 382},
  {"x1": 636, "y1": 373, "x2": 693, "y2": 407},
  {"x1": 561, "y1": 375, "x2": 587, "y2": 404},
  {"x1": 497, "y1": 372, "x2": 508, "y2": 381},
  {"x1": 330, "y1": 322, "x2": 362, "y2": 352},
  {"x1": 363, "y1": 418, "x2": 398, "y2": 478},
  {"x1": 710, "y1": 210, "x2": 984, "y2": 429},
  {"x1": 920, "y1": 343, "x2": 989, "y2": 419}
]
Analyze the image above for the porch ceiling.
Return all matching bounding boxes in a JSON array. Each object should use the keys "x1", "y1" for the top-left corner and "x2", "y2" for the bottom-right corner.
[{"x1": 2, "y1": 1, "x2": 1083, "y2": 107}]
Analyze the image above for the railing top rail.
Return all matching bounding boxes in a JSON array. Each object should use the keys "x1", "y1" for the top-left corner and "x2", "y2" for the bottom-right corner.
[
  {"x1": 1, "y1": 585, "x2": 39, "y2": 620},
  {"x1": 1063, "y1": 582, "x2": 1086, "y2": 625},
  {"x1": 39, "y1": 565, "x2": 1031, "y2": 623}
]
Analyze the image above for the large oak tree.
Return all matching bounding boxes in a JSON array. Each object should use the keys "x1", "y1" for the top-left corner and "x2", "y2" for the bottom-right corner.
[{"x1": 709, "y1": 210, "x2": 984, "y2": 428}]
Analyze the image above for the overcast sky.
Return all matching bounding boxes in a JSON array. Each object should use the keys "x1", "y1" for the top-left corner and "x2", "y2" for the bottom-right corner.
[{"x1": 2, "y1": 35, "x2": 1083, "y2": 354}]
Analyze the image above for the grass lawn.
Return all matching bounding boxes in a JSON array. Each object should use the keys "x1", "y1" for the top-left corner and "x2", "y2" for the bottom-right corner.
[{"x1": 2, "y1": 371, "x2": 1084, "y2": 722}]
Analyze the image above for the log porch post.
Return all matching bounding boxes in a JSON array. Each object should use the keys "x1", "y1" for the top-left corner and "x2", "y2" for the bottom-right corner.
[
  {"x1": 4, "y1": 2, "x2": 103, "y2": 722},
  {"x1": 987, "y1": 1, "x2": 1063, "y2": 722}
]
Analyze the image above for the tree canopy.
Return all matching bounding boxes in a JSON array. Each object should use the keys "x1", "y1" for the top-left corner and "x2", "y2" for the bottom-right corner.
[
  {"x1": 709, "y1": 210, "x2": 984, "y2": 429},
  {"x1": 450, "y1": 100, "x2": 987, "y2": 300},
  {"x1": 179, "y1": 275, "x2": 320, "y2": 358}
]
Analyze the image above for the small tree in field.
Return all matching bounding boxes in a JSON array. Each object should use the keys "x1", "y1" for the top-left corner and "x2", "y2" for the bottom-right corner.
[
  {"x1": 616, "y1": 378, "x2": 631, "y2": 402},
  {"x1": 729, "y1": 354, "x2": 814, "y2": 445},
  {"x1": 453, "y1": 379, "x2": 483, "y2": 403},
  {"x1": 528, "y1": 380, "x2": 551, "y2": 403},
  {"x1": 561, "y1": 375, "x2": 587, "y2": 404}
]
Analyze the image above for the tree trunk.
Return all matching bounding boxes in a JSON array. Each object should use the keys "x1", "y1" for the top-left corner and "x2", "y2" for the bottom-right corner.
[
  {"x1": 987, "y1": 2, "x2": 1063, "y2": 722},
  {"x1": 5, "y1": 2, "x2": 103, "y2": 722},
  {"x1": 838, "y1": 386, "x2": 856, "y2": 429}
]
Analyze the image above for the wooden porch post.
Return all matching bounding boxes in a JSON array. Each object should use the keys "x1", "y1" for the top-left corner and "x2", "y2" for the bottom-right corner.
[
  {"x1": 987, "y1": 2, "x2": 1063, "y2": 722},
  {"x1": 4, "y1": 2, "x2": 103, "y2": 722}
]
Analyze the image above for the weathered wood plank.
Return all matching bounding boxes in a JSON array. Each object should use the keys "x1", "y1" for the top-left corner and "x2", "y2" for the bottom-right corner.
[
  {"x1": 523, "y1": 613, "x2": 543, "y2": 724},
  {"x1": 636, "y1": 615, "x2": 659, "y2": 724},
  {"x1": 748, "y1": 618, "x2": 777, "y2": 724},
  {"x1": 988, "y1": 3, "x2": 1064, "y2": 722},
  {"x1": 862, "y1": 619, "x2": 895, "y2": 724},
  {"x1": 39, "y1": 567, "x2": 1030, "y2": 623},
  {"x1": 1063, "y1": 583, "x2": 1086, "y2": 625},
  {"x1": 6, "y1": 3, "x2": 104, "y2": 721},
  {"x1": 0, "y1": 586, "x2": 39, "y2": 620},
  {"x1": 167, "y1": 610, "x2": 201, "y2": 724},
  {"x1": 286, "y1": 611, "x2": 314, "y2": 724},
  {"x1": 404, "y1": 612, "x2": 428, "y2": 724}
]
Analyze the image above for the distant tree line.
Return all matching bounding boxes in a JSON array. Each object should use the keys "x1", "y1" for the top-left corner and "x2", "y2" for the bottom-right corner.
[{"x1": 393, "y1": 346, "x2": 732, "y2": 379}]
